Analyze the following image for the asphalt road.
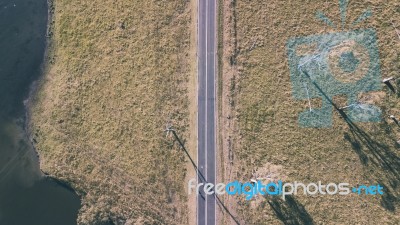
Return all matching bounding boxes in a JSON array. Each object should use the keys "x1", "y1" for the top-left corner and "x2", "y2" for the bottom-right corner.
[{"x1": 197, "y1": 0, "x2": 217, "y2": 224}]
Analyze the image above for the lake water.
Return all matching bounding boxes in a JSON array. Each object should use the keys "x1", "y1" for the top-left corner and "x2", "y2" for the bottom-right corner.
[{"x1": 0, "y1": 0, "x2": 81, "y2": 224}]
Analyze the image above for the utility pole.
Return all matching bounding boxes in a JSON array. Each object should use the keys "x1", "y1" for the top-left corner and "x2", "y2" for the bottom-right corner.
[
  {"x1": 383, "y1": 77, "x2": 396, "y2": 93},
  {"x1": 389, "y1": 115, "x2": 399, "y2": 126},
  {"x1": 164, "y1": 125, "x2": 241, "y2": 225},
  {"x1": 165, "y1": 125, "x2": 206, "y2": 183}
]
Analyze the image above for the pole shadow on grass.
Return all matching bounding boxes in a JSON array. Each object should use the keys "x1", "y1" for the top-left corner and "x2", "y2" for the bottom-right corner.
[
  {"x1": 167, "y1": 130, "x2": 241, "y2": 225},
  {"x1": 266, "y1": 196, "x2": 314, "y2": 225},
  {"x1": 304, "y1": 72, "x2": 400, "y2": 211},
  {"x1": 397, "y1": 79, "x2": 400, "y2": 98},
  {"x1": 342, "y1": 118, "x2": 400, "y2": 212}
]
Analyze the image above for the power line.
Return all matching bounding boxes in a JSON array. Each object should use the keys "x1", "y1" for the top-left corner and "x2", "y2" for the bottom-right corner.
[{"x1": 165, "y1": 126, "x2": 240, "y2": 225}]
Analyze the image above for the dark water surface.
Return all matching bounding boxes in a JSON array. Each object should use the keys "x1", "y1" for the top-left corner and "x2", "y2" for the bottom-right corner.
[{"x1": 0, "y1": 0, "x2": 80, "y2": 224}]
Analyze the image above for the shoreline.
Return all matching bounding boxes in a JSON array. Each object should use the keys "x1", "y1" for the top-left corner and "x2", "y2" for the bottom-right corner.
[
  {"x1": 0, "y1": 1, "x2": 82, "y2": 224},
  {"x1": 23, "y1": 0, "x2": 195, "y2": 223},
  {"x1": 23, "y1": 0, "x2": 82, "y2": 200},
  {"x1": 24, "y1": 0, "x2": 53, "y2": 176}
]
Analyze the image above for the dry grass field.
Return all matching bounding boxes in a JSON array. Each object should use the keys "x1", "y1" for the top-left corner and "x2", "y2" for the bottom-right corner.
[
  {"x1": 29, "y1": 0, "x2": 194, "y2": 224},
  {"x1": 220, "y1": 0, "x2": 400, "y2": 224}
]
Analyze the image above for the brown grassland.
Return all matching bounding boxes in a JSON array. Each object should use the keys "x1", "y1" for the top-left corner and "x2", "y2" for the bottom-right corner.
[
  {"x1": 29, "y1": 0, "x2": 195, "y2": 224},
  {"x1": 220, "y1": 0, "x2": 400, "y2": 224}
]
